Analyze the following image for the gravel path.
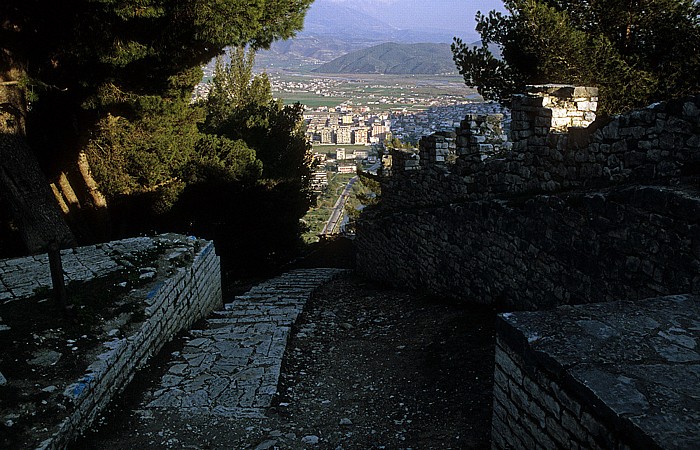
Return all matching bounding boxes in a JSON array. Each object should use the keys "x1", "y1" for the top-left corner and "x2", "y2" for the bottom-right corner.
[{"x1": 76, "y1": 272, "x2": 496, "y2": 449}]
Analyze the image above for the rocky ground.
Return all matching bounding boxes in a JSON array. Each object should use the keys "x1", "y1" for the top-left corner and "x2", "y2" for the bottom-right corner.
[{"x1": 76, "y1": 239, "x2": 497, "y2": 449}]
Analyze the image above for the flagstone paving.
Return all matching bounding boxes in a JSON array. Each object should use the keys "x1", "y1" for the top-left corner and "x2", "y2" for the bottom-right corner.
[{"x1": 141, "y1": 268, "x2": 347, "y2": 420}]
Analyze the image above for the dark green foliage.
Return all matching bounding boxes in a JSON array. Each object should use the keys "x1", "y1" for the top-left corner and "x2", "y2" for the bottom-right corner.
[
  {"x1": 83, "y1": 45, "x2": 314, "y2": 274},
  {"x1": 452, "y1": 0, "x2": 700, "y2": 114},
  {"x1": 1, "y1": 0, "x2": 313, "y2": 105},
  {"x1": 204, "y1": 47, "x2": 313, "y2": 184},
  {"x1": 1, "y1": 0, "x2": 312, "y2": 185},
  {"x1": 173, "y1": 47, "x2": 314, "y2": 274},
  {"x1": 1, "y1": 0, "x2": 315, "y2": 270},
  {"x1": 184, "y1": 135, "x2": 262, "y2": 186},
  {"x1": 84, "y1": 93, "x2": 203, "y2": 213}
]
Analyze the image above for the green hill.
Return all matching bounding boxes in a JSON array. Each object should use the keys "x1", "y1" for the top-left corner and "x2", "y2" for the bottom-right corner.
[{"x1": 312, "y1": 42, "x2": 458, "y2": 75}]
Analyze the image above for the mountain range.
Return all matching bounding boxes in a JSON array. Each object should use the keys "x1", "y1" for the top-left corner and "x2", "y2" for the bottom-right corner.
[
  {"x1": 255, "y1": 0, "x2": 471, "y2": 72},
  {"x1": 313, "y1": 42, "x2": 458, "y2": 75}
]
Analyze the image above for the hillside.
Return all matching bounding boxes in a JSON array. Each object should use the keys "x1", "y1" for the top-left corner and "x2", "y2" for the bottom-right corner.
[{"x1": 313, "y1": 43, "x2": 458, "y2": 75}]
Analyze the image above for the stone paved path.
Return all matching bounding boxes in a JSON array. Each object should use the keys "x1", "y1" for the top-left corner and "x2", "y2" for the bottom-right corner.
[{"x1": 141, "y1": 268, "x2": 347, "y2": 420}]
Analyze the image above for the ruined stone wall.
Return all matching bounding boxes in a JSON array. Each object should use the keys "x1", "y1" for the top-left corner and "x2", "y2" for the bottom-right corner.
[
  {"x1": 380, "y1": 86, "x2": 699, "y2": 210},
  {"x1": 356, "y1": 87, "x2": 700, "y2": 310},
  {"x1": 357, "y1": 183, "x2": 699, "y2": 310}
]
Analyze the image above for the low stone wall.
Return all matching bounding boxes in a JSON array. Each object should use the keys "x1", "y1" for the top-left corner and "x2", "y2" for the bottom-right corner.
[
  {"x1": 0, "y1": 234, "x2": 222, "y2": 449},
  {"x1": 493, "y1": 294, "x2": 700, "y2": 450}
]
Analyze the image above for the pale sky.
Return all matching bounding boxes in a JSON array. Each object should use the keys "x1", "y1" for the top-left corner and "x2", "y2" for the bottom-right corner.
[{"x1": 321, "y1": 0, "x2": 506, "y2": 35}]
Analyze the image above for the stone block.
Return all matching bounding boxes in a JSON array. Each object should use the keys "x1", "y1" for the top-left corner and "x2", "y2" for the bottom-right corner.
[
  {"x1": 561, "y1": 409, "x2": 587, "y2": 442},
  {"x1": 551, "y1": 107, "x2": 568, "y2": 118},
  {"x1": 550, "y1": 382, "x2": 582, "y2": 417},
  {"x1": 545, "y1": 415, "x2": 571, "y2": 446}
]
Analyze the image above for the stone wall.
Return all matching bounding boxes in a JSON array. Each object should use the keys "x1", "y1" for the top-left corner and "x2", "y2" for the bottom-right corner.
[
  {"x1": 50, "y1": 236, "x2": 221, "y2": 449},
  {"x1": 379, "y1": 86, "x2": 699, "y2": 210},
  {"x1": 357, "y1": 183, "x2": 699, "y2": 310},
  {"x1": 493, "y1": 294, "x2": 700, "y2": 450},
  {"x1": 493, "y1": 340, "x2": 624, "y2": 449},
  {"x1": 0, "y1": 234, "x2": 222, "y2": 449},
  {"x1": 357, "y1": 87, "x2": 700, "y2": 310}
]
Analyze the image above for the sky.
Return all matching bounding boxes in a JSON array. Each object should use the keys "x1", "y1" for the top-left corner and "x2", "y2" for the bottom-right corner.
[{"x1": 321, "y1": 0, "x2": 506, "y2": 35}]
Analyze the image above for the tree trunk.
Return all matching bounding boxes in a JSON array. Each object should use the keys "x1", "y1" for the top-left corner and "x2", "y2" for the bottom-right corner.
[
  {"x1": 0, "y1": 134, "x2": 77, "y2": 252},
  {"x1": 1, "y1": 51, "x2": 76, "y2": 253}
]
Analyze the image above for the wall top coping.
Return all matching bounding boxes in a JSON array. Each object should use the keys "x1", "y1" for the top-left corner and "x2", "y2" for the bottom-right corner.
[
  {"x1": 0, "y1": 233, "x2": 209, "y2": 302},
  {"x1": 524, "y1": 84, "x2": 599, "y2": 98},
  {"x1": 497, "y1": 294, "x2": 700, "y2": 450}
]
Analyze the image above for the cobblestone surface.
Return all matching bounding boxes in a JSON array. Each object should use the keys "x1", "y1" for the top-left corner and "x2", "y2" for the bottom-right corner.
[
  {"x1": 77, "y1": 272, "x2": 496, "y2": 449},
  {"x1": 142, "y1": 268, "x2": 347, "y2": 419}
]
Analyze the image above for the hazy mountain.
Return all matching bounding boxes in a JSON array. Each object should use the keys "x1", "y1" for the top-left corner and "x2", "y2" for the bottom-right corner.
[
  {"x1": 301, "y1": 1, "x2": 398, "y2": 39},
  {"x1": 313, "y1": 42, "x2": 458, "y2": 75},
  {"x1": 254, "y1": 0, "x2": 470, "y2": 72}
]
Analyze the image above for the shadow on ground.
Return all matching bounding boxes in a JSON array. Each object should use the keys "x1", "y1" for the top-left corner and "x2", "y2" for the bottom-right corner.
[{"x1": 75, "y1": 238, "x2": 496, "y2": 449}]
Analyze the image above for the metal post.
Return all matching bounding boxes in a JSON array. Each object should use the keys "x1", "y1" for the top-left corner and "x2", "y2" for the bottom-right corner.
[{"x1": 47, "y1": 240, "x2": 67, "y2": 312}]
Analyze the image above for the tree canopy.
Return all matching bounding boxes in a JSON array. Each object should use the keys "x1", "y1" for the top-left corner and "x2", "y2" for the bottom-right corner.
[
  {"x1": 1, "y1": 0, "x2": 312, "y2": 104},
  {"x1": 0, "y1": 0, "x2": 312, "y2": 255},
  {"x1": 452, "y1": 0, "x2": 700, "y2": 114},
  {"x1": 188, "y1": 47, "x2": 314, "y2": 272},
  {"x1": 1, "y1": 0, "x2": 313, "y2": 157},
  {"x1": 82, "y1": 45, "x2": 314, "y2": 274}
]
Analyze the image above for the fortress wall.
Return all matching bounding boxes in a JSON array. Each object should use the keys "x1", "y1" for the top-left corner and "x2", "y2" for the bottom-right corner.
[
  {"x1": 357, "y1": 183, "x2": 699, "y2": 310},
  {"x1": 357, "y1": 88, "x2": 700, "y2": 309},
  {"x1": 380, "y1": 87, "x2": 699, "y2": 210}
]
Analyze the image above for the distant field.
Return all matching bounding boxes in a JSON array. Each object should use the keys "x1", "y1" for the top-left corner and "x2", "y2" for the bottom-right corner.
[
  {"x1": 312, "y1": 144, "x2": 371, "y2": 155},
  {"x1": 270, "y1": 73, "x2": 479, "y2": 110},
  {"x1": 278, "y1": 94, "x2": 349, "y2": 108}
]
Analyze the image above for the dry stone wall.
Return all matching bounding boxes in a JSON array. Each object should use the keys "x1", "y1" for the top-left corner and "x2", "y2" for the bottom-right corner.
[
  {"x1": 357, "y1": 184, "x2": 699, "y2": 310},
  {"x1": 52, "y1": 236, "x2": 221, "y2": 449},
  {"x1": 357, "y1": 86, "x2": 700, "y2": 310},
  {"x1": 379, "y1": 86, "x2": 699, "y2": 210}
]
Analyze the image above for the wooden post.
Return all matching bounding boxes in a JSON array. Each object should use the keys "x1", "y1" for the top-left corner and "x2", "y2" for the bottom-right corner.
[{"x1": 47, "y1": 240, "x2": 67, "y2": 311}]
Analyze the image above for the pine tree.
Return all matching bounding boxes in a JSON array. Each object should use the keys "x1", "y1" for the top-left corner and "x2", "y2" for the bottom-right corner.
[
  {"x1": 452, "y1": 0, "x2": 700, "y2": 114},
  {"x1": 181, "y1": 46, "x2": 314, "y2": 272},
  {"x1": 0, "y1": 0, "x2": 312, "y2": 253}
]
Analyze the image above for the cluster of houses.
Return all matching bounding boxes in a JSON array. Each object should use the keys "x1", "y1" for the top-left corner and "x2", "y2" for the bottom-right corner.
[
  {"x1": 309, "y1": 147, "x2": 379, "y2": 192},
  {"x1": 304, "y1": 107, "x2": 392, "y2": 145}
]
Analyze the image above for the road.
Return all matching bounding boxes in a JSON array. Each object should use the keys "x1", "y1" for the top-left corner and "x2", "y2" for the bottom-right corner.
[
  {"x1": 321, "y1": 175, "x2": 357, "y2": 236},
  {"x1": 320, "y1": 162, "x2": 381, "y2": 236}
]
